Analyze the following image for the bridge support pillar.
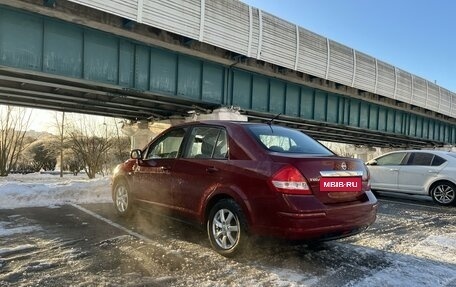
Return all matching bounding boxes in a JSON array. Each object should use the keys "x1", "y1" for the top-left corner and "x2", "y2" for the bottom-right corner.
[
  {"x1": 351, "y1": 147, "x2": 376, "y2": 162},
  {"x1": 121, "y1": 108, "x2": 247, "y2": 150},
  {"x1": 121, "y1": 120, "x2": 171, "y2": 150},
  {"x1": 187, "y1": 107, "x2": 248, "y2": 121}
]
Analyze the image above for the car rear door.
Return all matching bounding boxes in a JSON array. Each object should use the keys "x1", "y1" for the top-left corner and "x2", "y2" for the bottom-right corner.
[
  {"x1": 397, "y1": 152, "x2": 446, "y2": 194},
  {"x1": 171, "y1": 126, "x2": 229, "y2": 221}
]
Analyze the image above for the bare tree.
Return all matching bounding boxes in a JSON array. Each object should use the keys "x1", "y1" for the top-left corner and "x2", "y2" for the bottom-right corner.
[
  {"x1": 321, "y1": 141, "x2": 355, "y2": 157},
  {"x1": 62, "y1": 149, "x2": 85, "y2": 176},
  {"x1": 0, "y1": 106, "x2": 32, "y2": 176},
  {"x1": 66, "y1": 115, "x2": 113, "y2": 179},
  {"x1": 51, "y1": 112, "x2": 66, "y2": 177}
]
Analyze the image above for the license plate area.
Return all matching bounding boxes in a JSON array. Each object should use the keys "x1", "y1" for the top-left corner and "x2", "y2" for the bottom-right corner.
[{"x1": 319, "y1": 177, "x2": 362, "y2": 192}]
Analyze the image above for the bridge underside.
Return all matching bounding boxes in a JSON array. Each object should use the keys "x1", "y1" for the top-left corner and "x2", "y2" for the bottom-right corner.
[
  {"x1": 0, "y1": 66, "x2": 445, "y2": 148},
  {"x1": 0, "y1": 2, "x2": 454, "y2": 148}
]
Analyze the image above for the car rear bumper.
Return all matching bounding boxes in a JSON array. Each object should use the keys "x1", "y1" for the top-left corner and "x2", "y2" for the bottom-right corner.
[{"x1": 252, "y1": 197, "x2": 378, "y2": 241}]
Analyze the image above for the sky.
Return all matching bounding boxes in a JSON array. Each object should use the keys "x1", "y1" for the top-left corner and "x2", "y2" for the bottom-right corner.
[
  {"x1": 241, "y1": 0, "x2": 456, "y2": 92},
  {"x1": 27, "y1": 109, "x2": 58, "y2": 133},
  {"x1": 26, "y1": 109, "x2": 112, "y2": 134}
]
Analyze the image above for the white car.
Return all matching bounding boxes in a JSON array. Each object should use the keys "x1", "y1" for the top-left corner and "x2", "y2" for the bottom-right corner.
[{"x1": 366, "y1": 150, "x2": 456, "y2": 206}]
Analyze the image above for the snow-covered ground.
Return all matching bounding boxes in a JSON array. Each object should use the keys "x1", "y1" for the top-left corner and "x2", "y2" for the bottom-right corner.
[
  {"x1": 0, "y1": 173, "x2": 455, "y2": 286},
  {"x1": 0, "y1": 173, "x2": 111, "y2": 209}
]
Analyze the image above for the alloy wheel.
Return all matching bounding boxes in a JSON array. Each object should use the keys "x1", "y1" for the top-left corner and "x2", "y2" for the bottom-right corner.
[
  {"x1": 115, "y1": 185, "x2": 129, "y2": 213},
  {"x1": 432, "y1": 184, "x2": 455, "y2": 205},
  {"x1": 211, "y1": 208, "x2": 240, "y2": 250}
]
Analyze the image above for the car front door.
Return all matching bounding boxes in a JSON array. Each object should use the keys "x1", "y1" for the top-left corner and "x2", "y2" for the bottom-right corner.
[
  {"x1": 134, "y1": 127, "x2": 186, "y2": 209},
  {"x1": 368, "y1": 152, "x2": 407, "y2": 191}
]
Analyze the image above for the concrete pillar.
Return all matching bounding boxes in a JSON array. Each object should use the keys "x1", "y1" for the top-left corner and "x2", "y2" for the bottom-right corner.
[
  {"x1": 121, "y1": 108, "x2": 247, "y2": 150},
  {"x1": 121, "y1": 120, "x2": 171, "y2": 150},
  {"x1": 351, "y1": 146, "x2": 378, "y2": 162},
  {"x1": 186, "y1": 107, "x2": 248, "y2": 121},
  {"x1": 322, "y1": 141, "x2": 382, "y2": 161},
  {"x1": 442, "y1": 145, "x2": 455, "y2": 152}
]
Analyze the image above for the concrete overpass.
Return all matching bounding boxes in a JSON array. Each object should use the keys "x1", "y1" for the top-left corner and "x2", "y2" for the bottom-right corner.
[{"x1": 0, "y1": 0, "x2": 455, "y2": 147}]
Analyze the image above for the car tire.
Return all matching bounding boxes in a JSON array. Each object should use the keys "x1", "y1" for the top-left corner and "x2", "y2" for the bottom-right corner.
[
  {"x1": 113, "y1": 180, "x2": 135, "y2": 217},
  {"x1": 430, "y1": 182, "x2": 456, "y2": 206},
  {"x1": 207, "y1": 199, "x2": 248, "y2": 257}
]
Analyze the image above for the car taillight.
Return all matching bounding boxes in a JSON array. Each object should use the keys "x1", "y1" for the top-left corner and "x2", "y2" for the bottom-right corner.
[
  {"x1": 271, "y1": 166, "x2": 311, "y2": 195},
  {"x1": 363, "y1": 166, "x2": 371, "y2": 190}
]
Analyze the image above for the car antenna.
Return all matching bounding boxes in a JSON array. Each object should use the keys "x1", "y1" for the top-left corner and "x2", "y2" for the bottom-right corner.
[
  {"x1": 267, "y1": 113, "x2": 281, "y2": 125},
  {"x1": 267, "y1": 113, "x2": 281, "y2": 132}
]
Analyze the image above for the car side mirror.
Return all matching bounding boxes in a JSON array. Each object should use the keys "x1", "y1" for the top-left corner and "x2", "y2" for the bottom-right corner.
[
  {"x1": 366, "y1": 159, "x2": 377, "y2": 166},
  {"x1": 130, "y1": 149, "x2": 143, "y2": 159}
]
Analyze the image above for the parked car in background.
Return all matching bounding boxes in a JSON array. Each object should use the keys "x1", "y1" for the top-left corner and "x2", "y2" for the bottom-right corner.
[
  {"x1": 366, "y1": 150, "x2": 456, "y2": 206},
  {"x1": 112, "y1": 121, "x2": 377, "y2": 256}
]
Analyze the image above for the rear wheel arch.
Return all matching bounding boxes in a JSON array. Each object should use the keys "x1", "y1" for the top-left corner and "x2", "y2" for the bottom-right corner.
[
  {"x1": 428, "y1": 179, "x2": 455, "y2": 195},
  {"x1": 203, "y1": 191, "x2": 253, "y2": 229},
  {"x1": 204, "y1": 194, "x2": 244, "y2": 224}
]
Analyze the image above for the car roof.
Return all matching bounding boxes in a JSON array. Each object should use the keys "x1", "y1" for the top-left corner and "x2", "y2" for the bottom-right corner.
[
  {"x1": 173, "y1": 120, "x2": 281, "y2": 128},
  {"x1": 385, "y1": 149, "x2": 454, "y2": 154},
  {"x1": 378, "y1": 149, "x2": 456, "y2": 158}
]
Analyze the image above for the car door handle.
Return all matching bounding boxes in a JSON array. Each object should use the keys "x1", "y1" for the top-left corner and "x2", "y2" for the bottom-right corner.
[
  {"x1": 389, "y1": 168, "x2": 399, "y2": 172},
  {"x1": 160, "y1": 166, "x2": 171, "y2": 171},
  {"x1": 428, "y1": 170, "x2": 438, "y2": 174},
  {"x1": 206, "y1": 167, "x2": 219, "y2": 173}
]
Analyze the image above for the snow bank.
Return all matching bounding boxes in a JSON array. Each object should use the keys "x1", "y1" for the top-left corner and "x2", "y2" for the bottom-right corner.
[{"x1": 0, "y1": 173, "x2": 112, "y2": 209}]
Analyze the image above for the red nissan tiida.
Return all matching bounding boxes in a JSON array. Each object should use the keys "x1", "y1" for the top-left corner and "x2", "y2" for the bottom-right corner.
[{"x1": 112, "y1": 120, "x2": 378, "y2": 256}]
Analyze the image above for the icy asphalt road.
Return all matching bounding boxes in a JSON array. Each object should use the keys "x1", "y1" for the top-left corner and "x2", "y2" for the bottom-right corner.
[{"x1": 0, "y1": 196, "x2": 455, "y2": 287}]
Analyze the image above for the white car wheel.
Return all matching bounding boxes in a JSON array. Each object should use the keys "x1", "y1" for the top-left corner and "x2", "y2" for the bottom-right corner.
[{"x1": 431, "y1": 183, "x2": 456, "y2": 206}]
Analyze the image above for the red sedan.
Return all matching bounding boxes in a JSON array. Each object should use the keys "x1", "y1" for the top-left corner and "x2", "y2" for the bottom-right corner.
[{"x1": 112, "y1": 121, "x2": 377, "y2": 256}]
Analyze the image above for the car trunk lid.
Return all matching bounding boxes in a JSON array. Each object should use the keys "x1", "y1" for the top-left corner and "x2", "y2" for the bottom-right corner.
[{"x1": 273, "y1": 155, "x2": 369, "y2": 204}]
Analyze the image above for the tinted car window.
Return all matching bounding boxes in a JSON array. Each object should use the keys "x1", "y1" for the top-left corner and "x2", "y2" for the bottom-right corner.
[
  {"x1": 431, "y1": 155, "x2": 446, "y2": 166},
  {"x1": 407, "y1": 152, "x2": 433, "y2": 166},
  {"x1": 185, "y1": 126, "x2": 228, "y2": 159},
  {"x1": 376, "y1": 152, "x2": 406, "y2": 166},
  {"x1": 248, "y1": 125, "x2": 333, "y2": 155},
  {"x1": 145, "y1": 128, "x2": 186, "y2": 159}
]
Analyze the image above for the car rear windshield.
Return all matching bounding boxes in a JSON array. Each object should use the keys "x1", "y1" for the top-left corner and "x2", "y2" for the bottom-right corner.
[{"x1": 247, "y1": 125, "x2": 334, "y2": 155}]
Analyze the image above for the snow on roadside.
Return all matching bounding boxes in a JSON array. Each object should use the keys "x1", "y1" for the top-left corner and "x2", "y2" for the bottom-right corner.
[{"x1": 0, "y1": 173, "x2": 112, "y2": 209}]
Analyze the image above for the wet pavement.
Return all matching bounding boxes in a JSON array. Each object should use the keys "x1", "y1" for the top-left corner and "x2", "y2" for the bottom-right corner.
[{"x1": 0, "y1": 195, "x2": 455, "y2": 286}]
